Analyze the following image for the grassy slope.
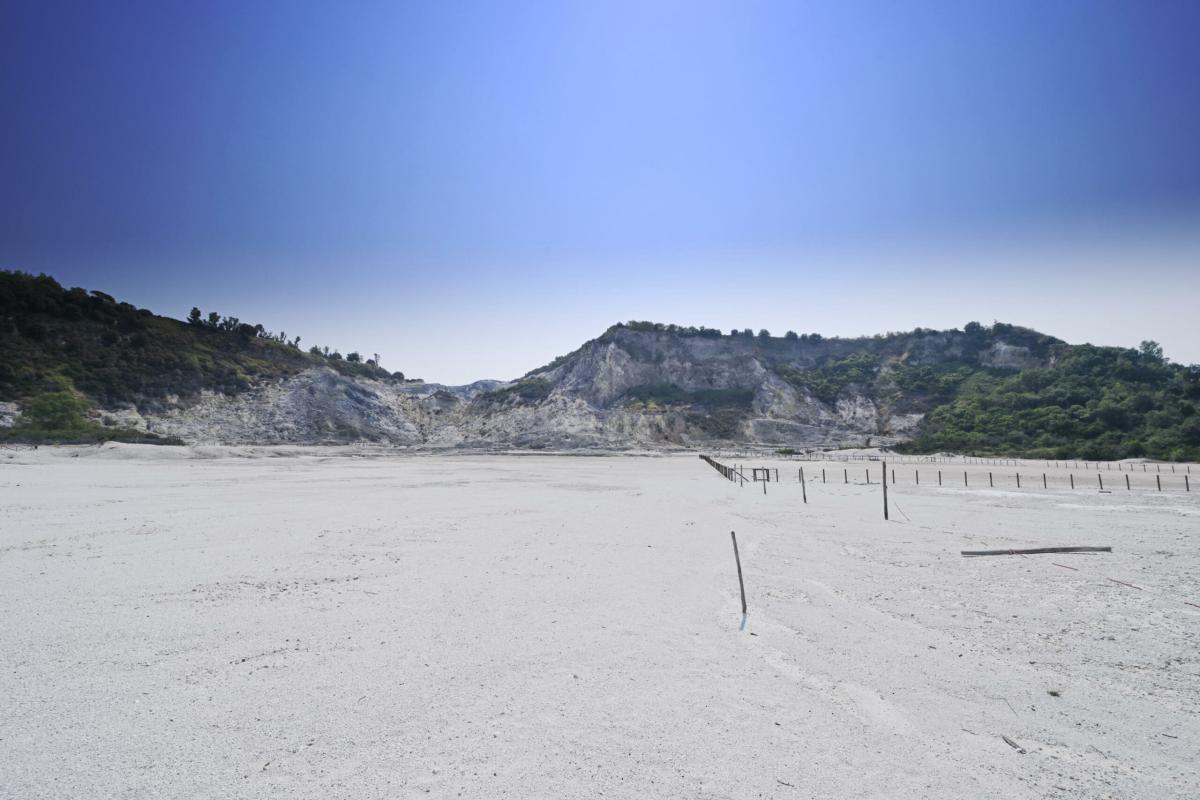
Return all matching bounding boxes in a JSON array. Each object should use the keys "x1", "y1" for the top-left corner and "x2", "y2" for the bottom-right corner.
[{"x1": 0, "y1": 271, "x2": 396, "y2": 442}]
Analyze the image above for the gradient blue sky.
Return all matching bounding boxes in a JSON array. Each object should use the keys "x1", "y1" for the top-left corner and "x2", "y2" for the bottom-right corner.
[{"x1": 3, "y1": 0, "x2": 1198, "y2": 382}]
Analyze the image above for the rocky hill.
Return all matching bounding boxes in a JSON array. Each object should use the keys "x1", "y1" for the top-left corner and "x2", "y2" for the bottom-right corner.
[{"x1": 3, "y1": 272, "x2": 1198, "y2": 460}]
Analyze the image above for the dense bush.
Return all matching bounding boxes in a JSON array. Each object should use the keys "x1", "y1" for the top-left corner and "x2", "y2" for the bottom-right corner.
[
  {"x1": 779, "y1": 353, "x2": 881, "y2": 404},
  {"x1": 23, "y1": 390, "x2": 88, "y2": 430},
  {"x1": 898, "y1": 343, "x2": 1200, "y2": 461}
]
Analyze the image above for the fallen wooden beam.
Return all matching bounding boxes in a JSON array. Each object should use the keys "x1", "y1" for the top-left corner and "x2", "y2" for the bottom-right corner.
[
  {"x1": 962, "y1": 546, "x2": 1112, "y2": 557},
  {"x1": 1001, "y1": 735, "x2": 1027, "y2": 754}
]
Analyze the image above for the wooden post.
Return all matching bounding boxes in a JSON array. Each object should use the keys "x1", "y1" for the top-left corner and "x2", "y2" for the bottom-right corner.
[
  {"x1": 892, "y1": 468, "x2": 895, "y2": 484},
  {"x1": 1099, "y1": 474, "x2": 1104, "y2": 491},
  {"x1": 1070, "y1": 474, "x2": 1074, "y2": 489},
  {"x1": 1126, "y1": 474, "x2": 1130, "y2": 491},
  {"x1": 989, "y1": 472, "x2": 993, "y2": 487},
  {"x1": 938, "y1": 470, "x2": 942, "y2": 486},
  {"x1": 964, "y1": 471, "x2": 968, "y2": 487},
  {"x1": 844, "y1": 468, "x2": 848, "y2": 484},
  {"x1": 1043, "y1": 473, "x2": 1046, "y2": 489},
  {"x1": 882, "y1": 460, "x2": 889, "y2": 520},
  {"x1": 800, "y1": 467, "x2": 807, "y2": 503},
  {"x1": 822, "y1": 468, "x2": 826, "y2": 483},
  {"x1": 1016, "y1": 473, "x2": 1021, "y2": 488},
  {"x1": 730, "y1": 531, "x2": 747, "y2": 630},
  {"x1": 1186, "y1": 475, "x2": 1190, "y2": 492},
  {"x1": 1157, "y1": 474, "x2": 1162, "y2": 491},
  {"x1": 865, "y1": 468, "x2": 870, "y2": 485}
]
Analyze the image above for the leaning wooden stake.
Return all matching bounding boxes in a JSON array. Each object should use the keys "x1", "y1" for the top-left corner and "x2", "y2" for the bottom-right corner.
[
  {"x1": 731, "y1": 531, "x2": 747, "y2": 630},
  {"x1": 962, "y1": 546, "x2": 1112, "y2": 557},
  {"x1": 800, "y1": 466, "x2": 807, "y2": 504},
  {"x1": 882, "y1": 460, "x2": 889, "y2": 520}
]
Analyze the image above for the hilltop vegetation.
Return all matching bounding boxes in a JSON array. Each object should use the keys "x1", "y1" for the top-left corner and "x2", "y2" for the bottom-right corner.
[
  {"x1": 0, "y1": 271, "x2": 404, "y2": 442},
  {"x1": 899, "y1": 341, "x2": 1200, "y2": 462}
]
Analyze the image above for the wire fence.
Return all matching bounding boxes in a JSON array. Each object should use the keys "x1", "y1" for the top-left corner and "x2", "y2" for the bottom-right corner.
[
  {"x1": 708, "y1": 450, "x2": 1195, "y2": 474},
  {"x1": 701, "y1": 455, "x2": 1194, "y2": 493}
]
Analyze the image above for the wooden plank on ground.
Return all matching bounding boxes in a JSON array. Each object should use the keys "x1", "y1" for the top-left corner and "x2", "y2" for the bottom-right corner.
[{"x1": 961, "y1": 546, "x2": 1112, "y2": 557}]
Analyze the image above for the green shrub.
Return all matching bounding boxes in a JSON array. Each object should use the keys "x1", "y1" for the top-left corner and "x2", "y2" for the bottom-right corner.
[{"x1": 23, "y1": 391, "x2": 88, "y2": 430}]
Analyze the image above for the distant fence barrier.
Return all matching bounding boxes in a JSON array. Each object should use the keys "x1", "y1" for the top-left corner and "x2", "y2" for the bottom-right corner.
[
  {"x1": 701, "y1": 453, "x2": 1192, "y2": 494},
  {"x1": 700, "y1": 454, "x2": 741, "y2": 484}
]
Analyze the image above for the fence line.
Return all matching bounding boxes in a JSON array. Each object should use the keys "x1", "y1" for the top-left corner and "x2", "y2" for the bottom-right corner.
[{"x1": 702, "y1": 453, "x2": 1195, "y2": 494}]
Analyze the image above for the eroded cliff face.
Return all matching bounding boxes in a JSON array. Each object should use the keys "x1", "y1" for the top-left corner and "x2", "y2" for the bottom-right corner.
[{"x1": 119, "y1": 325, "x2": 1055, "y2": 449}]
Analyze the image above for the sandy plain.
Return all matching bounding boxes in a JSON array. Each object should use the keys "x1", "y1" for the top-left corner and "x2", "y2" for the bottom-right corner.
[{"x1": 1, "y1": 445, "x2": 1197, "y2": 798}]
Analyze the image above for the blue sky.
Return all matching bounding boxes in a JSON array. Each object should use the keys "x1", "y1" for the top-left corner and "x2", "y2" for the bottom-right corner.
[{"x1": 2, "y1": 1, "x2": 1198, "y2": 382}]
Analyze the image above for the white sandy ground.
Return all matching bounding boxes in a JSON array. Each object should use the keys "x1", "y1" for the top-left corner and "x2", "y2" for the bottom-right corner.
[{"x1": 1, "y1": 446, "x2": 1197, "y2": 799}]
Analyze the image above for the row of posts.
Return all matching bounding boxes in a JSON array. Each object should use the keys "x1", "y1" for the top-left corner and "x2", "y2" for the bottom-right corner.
[
  {"x1": 699, "y1": 454, "x2": 740, "y2": 484},
  {"x1": 799, "y1": 465, "x2": 1189, "y2": 493},
  {"x1": 772, "y1": 453, "x2": 1194, "y2": 473},
  {"x1": 704, "y1": 454, "x2": 1192, "y2": 505}
]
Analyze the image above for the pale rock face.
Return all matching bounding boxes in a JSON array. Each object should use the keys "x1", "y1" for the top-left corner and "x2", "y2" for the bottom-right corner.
[
  {"x1": 902, "y1": 331, "x2": 965, "y2": 364},
  {"x1": 887, "y1": 412, "x2": 926, "y2": 435},
  {"x1": 752, "y1": 373, "x2": 803, "y2": 418},
  {"x1": 835, "y1": 395, "x2": 879, "y2": 429},
  {"x1": 115, "y1": 328, "x2": 1051, "y2": 449},
  {"x1": 143, "y1": 368, "x2": 423, "y2": 445},
  {"x1": 980, "y1": 341, "x2": 1039, "y2": 369},
  {"x1": 0, "y1": 401, "x2": 18, "y2": 428},
  {"x1": 99, "y1": 407, "x2": 146, "y2": 430}
]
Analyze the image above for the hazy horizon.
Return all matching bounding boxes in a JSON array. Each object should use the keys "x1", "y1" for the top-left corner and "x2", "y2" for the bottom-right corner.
[{"x1": 3, "y1": 1, "x2": 1198, "y2": 383}]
